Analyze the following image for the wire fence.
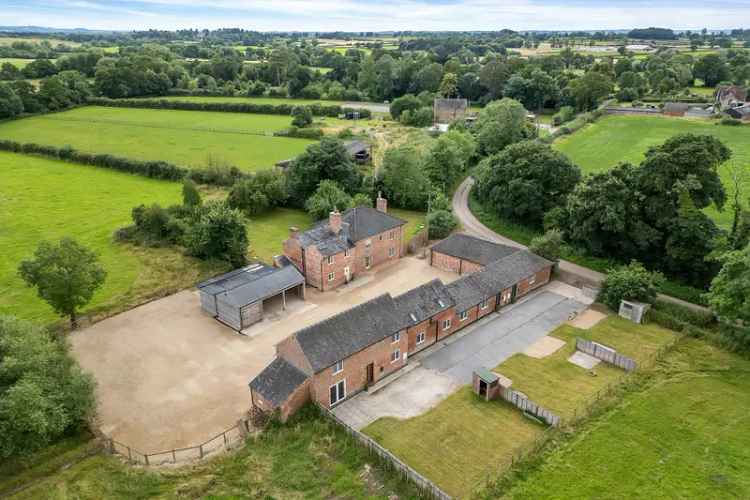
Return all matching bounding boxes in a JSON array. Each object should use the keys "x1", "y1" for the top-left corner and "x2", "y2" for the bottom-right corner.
[
  {"x1": 105, "y1": 419, "x2": 249, "y2": 466},
  {"x1": 320, "y1": 405, "x2": 453, "y2": 500}
]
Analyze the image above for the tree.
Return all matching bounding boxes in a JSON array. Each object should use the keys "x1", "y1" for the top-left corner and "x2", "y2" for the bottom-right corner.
[
  {"x1": 708, "y1": 244, "x2": 750, "y2": 331},
  {"x1": 357, "y1": 55, "x2": 377, "y2": 97},
  {"x1": 475, "y1": 141, "x2": 581, "y2": 226},
  {"x1": 567, "y1": 71, "x2": 613, "y2": 111},
  {"x1": 22, "y1": 58, "x2": 57, "y2": 79},
  {"x1": 473, "y1": 98, "x2": 532, "y2": 156},
  {"x1": 286, "y1": 138, "x2": 361, "y2": 205},
  {"x1": 182, "y1": 179, "x2": 202, "y2": 207},
  {"x1": 438, "y1": 72, "x2": 458, "y2": 97},
  {"x1": 694, "y1": 54, "x2": 731, "y2": 87},
  {"x1": 479, "y1": 58, "x2": 509, "y2": 99},
  {"x1": 0, "y1": 316, "x2": 95, "y2": 458},
  {"x1": 400, "y1": 107, "x2": 433, "y2": 127},
  {"x1": 18, "y1": 238, "x2": 106, "y2": 329},
  {"x1": 529, "y1": 229, "x2": 563, "y2": 262},
  {"x1": 184, "y1": 202, "x2": 248, "y2": 267},
  {"x1": 413, "y1": 63, "x2": 443, "y2": 94},
  {"x1": 379, "y1": 145, "x2": 431, "y2": 210},
  {"x1": 291, "y1": 105, "x2": 313, "y2": 128},
  {"x1": 598, "y1": 261, "x2": 664, "y2": 311},
  {"x1": 227, "y1": 169, "x2": 287, "y2": 215},
  {"x1": 389, "y1": 94, "x2": 421, "y2": 120},
  {"x1": 423, "y1": 130, "x2": 476, "y2": 190},
  {"x1": 0, "y1": 82, "x2": 23, "y2": 119},
  {"x1": 305, "y1": 180, "x2": 353, "y2": 220},
  {"x1": 427, "y1": 210, "x2": 458, "y2": 239}
]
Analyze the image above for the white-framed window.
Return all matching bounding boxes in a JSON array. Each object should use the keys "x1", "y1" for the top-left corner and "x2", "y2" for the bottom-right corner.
[
  {"x1": 328, "y1": 272, "x2": 335, "y2": 282},
  {"x1": 442, "y1": 318, "x2": 452, "y2": 330},
  {"x1": 388, "y1": 247, "x2": 395, "y2": 257},
  {"x1": 326, "y1": 255, "x2": 334, "y2": 265},
  {"x1": 389, "y1": 230, "x2": 395, "y2": 240},
  {"x1": 529, "y1": 275, "x2": 536, "y2": 285},
  {"x1": 391, "y1": 349, "x2": 401, "y2": 363},
  {"x1": 333, "y1": 360, "x2": 343, "y2": 374},
  {"x1": 392, "y1": 332, "x2": 400, "y2": 343},
  {"x1": 459, "y1": 310, "x2": 469, "y2": 321},
  {"x1": 480, "y1": 299, "x2": 489, "y2": 310},
  {"x1": 416, "y1": 332, "x2": 426, "y2": 344},
  {"x1": 330, "y1": 379, "x2": 346, "y2": 405}
]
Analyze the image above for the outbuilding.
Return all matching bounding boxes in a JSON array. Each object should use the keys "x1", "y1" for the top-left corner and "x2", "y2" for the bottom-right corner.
[
  {"x1": 198, "y1": 262, "x2": 305, "y2": 331},
  {"x1": 430, "y1": 233, "x2": 519, "y2": 275}
]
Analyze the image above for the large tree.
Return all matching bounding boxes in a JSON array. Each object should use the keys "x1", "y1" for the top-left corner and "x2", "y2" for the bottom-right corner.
[
  {"x1": 286, "y1": 138, "x2": 361, "y2": 206},
  {"x1": 305, "y1": 180, "x2": 353, "y2": 220},
  {"x1": 423, "y1": 130, "x2": 477, "y2": 190},
  {"x1": 708, "y1": 244, "x2": 750, "y2": 334},
  {"x1": 184, "y1": 202, "x2": 248, "y2": 267},
  {"x1": 378, "y1": 145, "x2": 432, "y2": 210},
  {"x1": 475, "y1": 141, "x2": 580, "y2": 226},
  {"x1": 693, "y1": 54, "x2": 731, "y2": 87},
  {"x1": 566, "y1": 70, "x2": 613, "y2": 111},
  {"x1": 473, "y1": 98, "x2": 532, "y2": 156},
  {"x1": 18, "y1": 238, "x2": 107, "y2": 329}
]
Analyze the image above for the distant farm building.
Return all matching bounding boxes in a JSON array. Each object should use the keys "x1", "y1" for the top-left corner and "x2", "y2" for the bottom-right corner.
[
  {"x1": 726, "y1": 104, "x2": 750, "y2": 121},
  {"x1": 433, "y1": 98, "x2": 468, "y2": 124},
  {"x1": 344, "y1": 140, "x2": 371, "y2": 163},
  {"x1": 715, "y1": 85, "x2": 747, "y2": 111},
  {"x1": 198, "y1": 261, "x2": 305, "y2": 331}
]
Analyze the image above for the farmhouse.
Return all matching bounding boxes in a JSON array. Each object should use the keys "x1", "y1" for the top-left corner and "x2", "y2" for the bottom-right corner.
[
  {"x1": 433, "y1": 97, "x2": 469, "y2": 124},
  {"x1": 283, "y1": 195, "x2": 407, "y2": 291},
  {"x1": 249, "y1": 235, "x2": 553, "y2": 420},
  {"x1": 715, "y1": 85, "x2": 747, "y2": 110},
  {"x1": 198, "y1": 261, "x2": 305, "y2": 331}
]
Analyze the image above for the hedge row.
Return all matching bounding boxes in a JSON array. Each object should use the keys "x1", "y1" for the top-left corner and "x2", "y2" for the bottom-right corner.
[
  {"x1": 273, "y1": 126, "x2": 325, "y2": 139},
  {"x1": 0, "y1": 140, "x2": 188, "y2": 181},
  {"x1": 87, "y1": 97, "x2": 372, "y2": 119}
]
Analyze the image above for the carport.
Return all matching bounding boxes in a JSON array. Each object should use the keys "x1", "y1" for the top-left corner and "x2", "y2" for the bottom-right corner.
[{"x1": 198, "y1": 262, "x2": 305, "y2": 331}]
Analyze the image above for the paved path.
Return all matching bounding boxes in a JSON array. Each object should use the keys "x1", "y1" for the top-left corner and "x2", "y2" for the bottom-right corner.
[{"x1": 452, "y1": 177, "x2": 710, "y2": 313}]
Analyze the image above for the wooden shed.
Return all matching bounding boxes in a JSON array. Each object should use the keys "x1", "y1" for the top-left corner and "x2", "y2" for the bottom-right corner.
[{"x1": 198, "y1": 262, "x2": 305, "y2": 331}]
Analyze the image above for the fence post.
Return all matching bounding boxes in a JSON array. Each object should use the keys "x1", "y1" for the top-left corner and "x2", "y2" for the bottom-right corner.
[
  {"x1": 224, "y1": 431, "x2": 228, "y2": 449},
  {"x1": 144, "y1": 453, "x2": 150, "y2": 466},
  {"x1": 127, "y1": 446, "x2": 132, "y2": 462},
  {"x1": 199, "y1": 444, "x2": 204, "y2": 459},
  {"x1": 172, "y1": 449, "x2": 176, "y2": 463}
]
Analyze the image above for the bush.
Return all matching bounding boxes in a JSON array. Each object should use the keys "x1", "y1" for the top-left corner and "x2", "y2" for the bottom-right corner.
[
  {"x1": 184, "y1": 201, "x2": 248, "y2": 267},
  {"x1": 305, "y1": 180, "x2": 353, "y2": 220},
  {"x1": 291, "y1": 105, "x2": 313, "y2": 127},
  {"x1": 552, "y1": 105, "x2": 576, "y2": 126},
  {"x1": 720, "y1": 117, "x2": 743, "y2": 126},
  {"x1": 400, "y1": 107, "x2": 433, "y2": 127},
  {"x1": 529, "y1": 229, "x2": 563, "y2": 262},
  {"x1": 228, "y1": 169, "x2": 287, "y2": 215},
  {"x1": 427, "y1": 209, "x2": 458, "y2": 239},
  {"x1": 598, "y1": 261, "x2": 664, "y2": 311},
  {"x1": 274, "y1": 126, "x2": 324, "y2": 140}
]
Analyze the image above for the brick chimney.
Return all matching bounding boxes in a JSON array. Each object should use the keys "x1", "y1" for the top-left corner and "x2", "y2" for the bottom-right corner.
[
  {"x1": 376, "y1": 191, "x2": 388, "y2": 213},
  {"x1": 289, "y1": 226, "x2": 299, "y2": 239},
  {"x1": 329, "y1": 209, "x2": 342, "y2": 235}
]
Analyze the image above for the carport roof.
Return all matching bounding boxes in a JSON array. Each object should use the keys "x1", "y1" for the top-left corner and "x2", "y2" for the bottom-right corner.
[
  {"x1": 249, "y1": 357, "x2": 309, "y2": 408},
  {"x1": 198, "y1": 263, "x2": 305, "y2": 307},
  {"x1": 294, "y1": 294, "x2": 402, "y2": 373},
  {"x1": 431, "y1": 233, "x2": 519, "y2": 266}
]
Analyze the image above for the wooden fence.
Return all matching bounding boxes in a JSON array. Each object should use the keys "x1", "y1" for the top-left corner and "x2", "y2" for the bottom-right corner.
[
  {"x1": 105, "y1": 419, "x2": 248, "y2": 466},
  {"x1": 500, "y1": 388, "x2": 561, "y2": 427},
  {"x1": 604, "y1": 106, "x2": 661, "y2": 116},
  {"x1": 576, "y1": 338, "x2": 637, "y2": 372},
  {"x1": 320, "y1": 406, "x2": 452, "y2": 500}
]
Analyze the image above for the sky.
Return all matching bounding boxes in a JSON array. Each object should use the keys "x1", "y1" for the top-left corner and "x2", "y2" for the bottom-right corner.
[{"x1": 2, "y1": 0, "x2": 749, "y2": 32}]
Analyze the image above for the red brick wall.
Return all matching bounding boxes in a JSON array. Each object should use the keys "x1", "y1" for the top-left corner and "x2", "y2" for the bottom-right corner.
[
  {"x1": 429, "y1": 250, "x2": 482, "y2": 275},
  {"x1": 251, "y1": 378, "x2": 311, "y2": 422},
  {"x1": 283, "y1": 237, "x2": 304, "y2": 273},
  {"x1": 407, "y1": 319, "x2": 438, "y2": 354},
  {"x1": 352, "y1": 226, "x2": 403, "y2": 275},
  {"x1": 477, "y1": 295, "x2": 497, "y2": 319},
  {"x1": 435, "y1": 308, "x2": 459, "y2": 341},
  {"x1": 516, "y1": 266, "x2": 552, "y2": 298},
  {"x1": 276, "y1": 336, "x2": 313, "y2": 375},
  {"x1": 317, "y1": 250, "x2": 352, "y2": 291},
  {"x1": 309, "y1": 328, "x2": 408, "y2": 408}
]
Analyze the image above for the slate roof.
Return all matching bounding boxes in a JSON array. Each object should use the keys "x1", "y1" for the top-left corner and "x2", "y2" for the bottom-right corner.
[
  {"x1": 297, "y1": 206, "x2": 406, "y2": 256},
  {"x1": 482, "y1": 250, "x2": 553, "y2": 291},
  {"x1": 727, "y1": 105, "x2": 750, "y2": 119},
  {"x1": 344, "y1": 140, "x2": 370, "y2": 156},
  {"x1": 249, "y1": 357, "x2": 308, "y2": 408},
  {"x1": 293, "y1": 294, "x2": 402, "y2": 373},
  {"x1": 198, "y1": 263, "x2": 304, "y2": 307},
  {"x1": 663, "y1": 102, "x2": 691, "y2": 113},
  {"x1": 431, "y1": 233, "x2": 520, "y2": 266},
  {"x1": 447, "y1": 274, "x2": 491, "y2": 312},
  {"x1": 393, "y1": 279, "x2": 455, "y2": 326}
]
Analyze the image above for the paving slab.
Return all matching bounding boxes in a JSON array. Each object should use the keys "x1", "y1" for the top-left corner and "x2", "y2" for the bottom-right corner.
[
  {"x1": 568, "y1": 351, "x2": 601, "y2": 370},
  {"x1": 523, "y1": 336, "x2": 566, "y2": 358}
]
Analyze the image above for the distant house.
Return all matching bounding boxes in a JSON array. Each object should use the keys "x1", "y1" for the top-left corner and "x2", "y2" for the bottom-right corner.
[
  {"x1": 249, "y1": 234, "x2": 554, "y2": 421},
  {"x1": 726, "y1": 104, "x2": 750, "y2": 121},
  {"x1": 433, "y1": 98, "x2": 468, "y2": 124},
  {"x1": 663, "y1": 102, "x2": 691, "y2": 117},
  {"x1": 283, "y1": 194, "x2": 407, "y2": 291},
  {"x1": 715, "y1": 85, "x2": 747, "y2": 111},
  {"x1": 198, "y1": 261, "x2": 305, "y2": 331},
  {"x1": 343, "y1": 140, "x2": 371, "y2": 163}
]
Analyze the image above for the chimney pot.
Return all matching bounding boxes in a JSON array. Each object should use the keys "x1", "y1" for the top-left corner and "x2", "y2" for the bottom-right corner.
[
  {"x1": 376, "y1": 193, "x2": 388, "y2": 213},
  {"x1": 289, "y1": 226, "x2": 300, "y2": 239}
]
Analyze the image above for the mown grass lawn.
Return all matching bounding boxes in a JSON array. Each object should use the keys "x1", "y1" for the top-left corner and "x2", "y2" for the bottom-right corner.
[
  {"x1": 0, "y1": 151, "x2": 227, "y2": 325},
  {"x1": 554, "y1": 114, "x2": 750, "y2": 228},
  {"x1": 0, "y1": 57, "x2": 37, "y2": 68},
  {"x1": 363, "y1": 315, "x2": 676, "y2": 498},
  {"x1": 0, "y1": 106, "x2": 314, "y2": 172},
  {"x1": 246, "y1": 208, "x2": 313, "y2": 263},
  {"x1": 502, "y1": 339, "x2": 750, "y2": 500},
  {"x1": 1, "y1": 407, "x2": 421, "y2": 500}
]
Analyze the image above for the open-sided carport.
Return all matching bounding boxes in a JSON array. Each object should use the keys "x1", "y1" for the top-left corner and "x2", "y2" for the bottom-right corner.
[{"x1": 198, "y1": 261, "x2": 305, "y2": 331}]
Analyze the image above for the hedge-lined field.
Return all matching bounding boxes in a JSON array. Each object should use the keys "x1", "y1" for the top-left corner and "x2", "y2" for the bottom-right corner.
[
  {"x1": 0, "y1": 106, "x2": 314, "y2": 172},
  {"x1": 554, "y1": 115, "x2": 750, "y2": 228}
]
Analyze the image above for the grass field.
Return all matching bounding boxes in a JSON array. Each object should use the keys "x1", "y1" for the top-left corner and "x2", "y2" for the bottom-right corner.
[
  {"x1": 0, "y1": 106, "x2": 314, "y2": 172},
  {"x1": 1, "y1": 407, "x2": 419, "y2": 500},
  {"x1": 554, "y1": 114, "x2": 750, "y2": 228},
  {"x1": 0, "y1": 151, "x2": 226, "y2": 325},
  {"x1": 363, "y1": 314, "x2": 676, "y2": 498},
  {"x1": 503, "y1": 339, "x2": 750, "y2": 499},
  {"x1": 0, "y1": 57, "x2": 38, "y2": 68}
]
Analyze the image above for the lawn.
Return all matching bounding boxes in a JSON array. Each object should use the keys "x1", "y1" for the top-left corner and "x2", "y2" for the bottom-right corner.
[
  {"x1": 554, "y1": 114, "x2": 750, "y2": 228},
  {"x1": 502, "y1": 339, "x2": 750, "y2": 499},
  {"x1": 1, "y1": 407, "x2": 421, "y2": 500},
  {"x1": 0, "y1": 151, "x2": 224, "y2": 325},
  {"x1": 0, "y1": 57, "x2": 37, "y2": 68},
  {"x1": 247, "y1": 208, "x2": 313, "y2": 263},
  {"x1": 362, "y1": 315, "x2": 676, "y2": 498},
  {"x1": 0, "y1": 106, "x2": 314, "y2": 172}
]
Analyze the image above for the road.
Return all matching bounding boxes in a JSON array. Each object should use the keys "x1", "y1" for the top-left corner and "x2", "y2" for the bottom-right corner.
[{"x1": 452, "y1": 177, "x2": 710, "y2": 313}]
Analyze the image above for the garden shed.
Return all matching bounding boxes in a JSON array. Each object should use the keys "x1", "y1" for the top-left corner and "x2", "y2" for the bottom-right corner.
[{"x1": 198, "y1": 262, "x2": 305, "y2": 331}]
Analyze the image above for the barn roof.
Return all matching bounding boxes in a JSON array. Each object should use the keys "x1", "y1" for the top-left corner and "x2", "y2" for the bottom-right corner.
[
  {"x1": 727, "y1": 105, "x2": 750, "y2": 118},
  {"x1": 198, "y1": 262, "x2": 305, "y2": 307},
  {"x1": 393, "y1": 279, "x2": 455, "y2": 326},
  {"x1": 446, "y1": 274, "x2": 490, "y2": 312},
  {"x1": 293, "y1": 294, "x2": 402, "y2": 373},
  {"x1": 482, "y1": 250, "x2": 553, "y2": 290},
  {"x1": 249, "y1": 357, "x2": 308, "y2": 408},
  {"x1": 431, "y1": 233, "x2": 520, "y2": 266},
  {"x1": 663, "y1": 102, "x2": 691, "y2": 113}
]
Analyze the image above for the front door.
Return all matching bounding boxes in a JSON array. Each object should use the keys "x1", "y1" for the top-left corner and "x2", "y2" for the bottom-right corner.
[
  {"x1": 366, "y1": 363, "x2": 374, "y2": 386},
  {"x1": 364, "y1": 256, "x2": 372, "y2": 269},
  {"x1": 344, "y1": 266, "x2": 351, "y2": 282}
]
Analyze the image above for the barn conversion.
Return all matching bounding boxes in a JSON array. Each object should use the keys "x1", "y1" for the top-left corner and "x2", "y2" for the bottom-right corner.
[{"x1": 198, "y1": 262, "x2": 305, "y2": 331}]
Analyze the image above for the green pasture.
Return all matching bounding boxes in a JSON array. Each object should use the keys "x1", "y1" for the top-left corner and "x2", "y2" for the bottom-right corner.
[
  {"x1": 0, "y1": 57, "x2": 36, "y2": 69},
  {"x1": 0, "y1": 106, "x2": 314, "y2": 172},
  {"x1": 131, "y1": 95, "x2": 356, "y2": 106},
  {"x1": 0, "y1": 151, "x2": 223, "y2": 325},
  {"x1": 554, "y1": 114, "x2": 750, "y2": 228},
  {"x1": 504, "y1": 339, "x2": 750, "y2": 499}
]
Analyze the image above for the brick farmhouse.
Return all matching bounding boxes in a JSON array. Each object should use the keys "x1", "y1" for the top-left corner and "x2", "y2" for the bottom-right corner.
[
  {"x1": 283, "y1": 195, "x2": 407, "y2": 291},
  {"x1": 249, "y1": 233, "x2": 553, "y2": 421}
]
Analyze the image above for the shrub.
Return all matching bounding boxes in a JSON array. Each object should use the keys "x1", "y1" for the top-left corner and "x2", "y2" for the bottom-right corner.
[
  {"x1": 291, "y1": 105, "x2": 313, "y2": 127},
  {"x1": 305, "y1": 180, "x2": 353, "y2": 220},
  {"x1": 182, "y1": 179, "x2": 202, "y2": 207},
  {"x1": 598, "y1": 261, "x2": 664, "y2": 311},
  {"x1": 427, "y1": 209, "x2": 458, "y2": 239},
  {"x1": 184, "y1": 201, "x2": 248, "y2": 267},
  {"x1": 274, "y1": 126, "x2": 324, "y2": 139},
  {"x1": 400, "y1": 107, "x2": 433, "y2": 127},
  {"x1": 552, "y1": 105, "x2": 576, "y2": 126},
  {"x1": 529, "y1": 229, "x2": 563, "y2": 262},
  {"x1": 720, "y1": 117, "x2": 743, "y2": 126}
]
